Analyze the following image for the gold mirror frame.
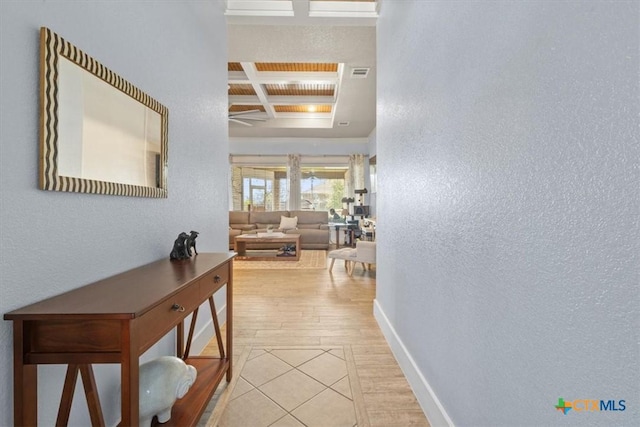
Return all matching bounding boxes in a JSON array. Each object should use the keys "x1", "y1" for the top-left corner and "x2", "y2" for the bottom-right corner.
[{"x1": 39, "y1": 27, "x2": 168, "y2": 197}]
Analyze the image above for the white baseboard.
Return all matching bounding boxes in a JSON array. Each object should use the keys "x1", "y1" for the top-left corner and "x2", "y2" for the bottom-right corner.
[
  {"x1": 373, "y1": 299, "x2": 454, "y2": 427},
  {"x1": 192, "y1": 303, "x2": 227, "y2": 355}
]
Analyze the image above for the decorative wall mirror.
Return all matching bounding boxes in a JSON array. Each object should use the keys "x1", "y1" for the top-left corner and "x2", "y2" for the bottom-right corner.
[{"x1": 39, "y1": 27, "x2": 168, "y2": 197}]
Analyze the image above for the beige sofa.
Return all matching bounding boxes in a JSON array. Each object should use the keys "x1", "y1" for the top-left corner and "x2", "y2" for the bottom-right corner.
[{"x1": 229, "y1": 210, "x2": 330, "y2": 250}]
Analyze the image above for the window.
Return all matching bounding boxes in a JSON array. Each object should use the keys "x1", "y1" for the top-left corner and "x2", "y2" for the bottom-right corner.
[
  {"x1": 300, "y1": 167, "x2": 347, "y2": 213},
  {"x1": 230, "y1": 155, "x2": 350, "y2": 212},
  {"x1": 230, "y1": 162, "x2": 288, "y2": 211}
]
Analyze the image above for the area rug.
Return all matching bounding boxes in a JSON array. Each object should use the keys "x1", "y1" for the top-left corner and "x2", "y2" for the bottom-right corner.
[
  {"x1": 204, "y1": 345, "x2": 369, "y2": 427},
  {"x1": 233, "y1": 250, "x2": 327, "y2": 270}
]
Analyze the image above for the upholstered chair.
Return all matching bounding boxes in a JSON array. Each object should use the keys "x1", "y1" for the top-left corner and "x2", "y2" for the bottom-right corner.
[{"x1": 348, "y1": 241, "x2": 376, "y2": 276}]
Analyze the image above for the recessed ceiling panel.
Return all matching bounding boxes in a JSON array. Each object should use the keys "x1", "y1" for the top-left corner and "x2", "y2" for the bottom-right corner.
[
  {"x1": 225, "y1": 0, "x2": 378, "y2": 21},
  {"x1": 229, "y1": 84, "x2": 257, "y2": 96},
  {"x1": 265, "y1": 83, "x2": 335, "y2": 96},
  {"x1": 275, "y1": 105, "x2": 332, "y2": 113},
  {"x1": 229, "y1": 105, "x2": 266, "y2": 112},
  {"x1": 255, "y1": 62, "x2": 338, "y2": 72}
]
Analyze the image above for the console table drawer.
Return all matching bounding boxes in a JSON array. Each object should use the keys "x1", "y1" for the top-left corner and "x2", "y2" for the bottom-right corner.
[
  {"x1": 199, "y1": 264, "x2": 230, "y2": 298},
  {"x1": 137, "y1": 282, "x2": 201, "y2": 353}
]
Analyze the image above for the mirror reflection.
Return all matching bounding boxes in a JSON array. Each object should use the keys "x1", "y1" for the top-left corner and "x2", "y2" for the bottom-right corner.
[{"x1": 57, "y1": 57, "x2": 162, "y2": 187}]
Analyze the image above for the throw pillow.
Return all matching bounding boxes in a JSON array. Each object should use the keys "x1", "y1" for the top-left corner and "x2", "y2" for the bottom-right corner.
[{"x1": 279, "y1": 216, "x2": 298, "y2": 230}]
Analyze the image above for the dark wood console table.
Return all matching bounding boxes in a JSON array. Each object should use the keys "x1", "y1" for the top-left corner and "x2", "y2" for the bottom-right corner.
[{"x1": 4, "y1": 252, "x2": 234, "y2": 427}]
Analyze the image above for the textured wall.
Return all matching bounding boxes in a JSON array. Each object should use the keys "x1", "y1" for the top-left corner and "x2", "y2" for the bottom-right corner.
[
  {"x1": 376, "y1": 1, "x2": 638, "y2": 426},
  {"x1": 0, "y1": 1, "x2": 228, "y2": 425}
]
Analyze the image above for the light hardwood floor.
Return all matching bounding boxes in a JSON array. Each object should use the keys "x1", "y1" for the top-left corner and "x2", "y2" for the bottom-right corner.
[{"x1": 201, "y1": 258, "x2": 430, "y2": 427}]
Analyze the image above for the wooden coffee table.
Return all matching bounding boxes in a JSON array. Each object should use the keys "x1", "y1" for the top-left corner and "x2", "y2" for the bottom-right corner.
[{"x1": 234, "y1": 233, "x2": 301, "y2": 261}]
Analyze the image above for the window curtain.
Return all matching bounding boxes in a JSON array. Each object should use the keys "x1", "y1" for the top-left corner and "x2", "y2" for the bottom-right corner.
[
  {"x1": 287, "y1": 154, "x2": 301, "y2": 211},
  {"x1": 230, "y1": 163, "x2": 242, "y2": 211},
  {"x1": 348, "y1": 154, "x2": 366, "y2": 195}
]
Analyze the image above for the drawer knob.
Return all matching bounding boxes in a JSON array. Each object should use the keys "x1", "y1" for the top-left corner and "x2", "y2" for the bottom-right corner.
[
  {"x1": 171, "y1": 303, "x2": 185, "y2": 312},
  {"x1": 213, "y1": 275, "x2": 221, "y2": 283}
]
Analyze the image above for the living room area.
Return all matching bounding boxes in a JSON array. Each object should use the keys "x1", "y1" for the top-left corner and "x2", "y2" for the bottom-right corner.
[
  {"x1": 226, "y1": 18, "x2": 379, "y2": 266},
  {"x1": 228, "y1": 156, "x2": 377, "y2": 253}
]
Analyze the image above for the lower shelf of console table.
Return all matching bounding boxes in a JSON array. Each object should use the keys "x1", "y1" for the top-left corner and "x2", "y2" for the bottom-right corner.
[
  {"x1": 4, "y1": 253, "x2": 235, "y2": 427},
  {"x1": 157, "y1": 356, "x2": 228, "y2": 427}
]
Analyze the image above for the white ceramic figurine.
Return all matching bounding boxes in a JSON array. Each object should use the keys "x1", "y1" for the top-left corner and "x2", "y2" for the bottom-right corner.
[{"x1": 138, "y1": 356, "x2": 197, "y2": 426}]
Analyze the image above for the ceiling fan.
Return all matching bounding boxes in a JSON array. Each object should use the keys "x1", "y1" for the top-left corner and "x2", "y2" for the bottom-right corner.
[{"x1": 228, "y1": 109, "x2": 267, "y2": 127}]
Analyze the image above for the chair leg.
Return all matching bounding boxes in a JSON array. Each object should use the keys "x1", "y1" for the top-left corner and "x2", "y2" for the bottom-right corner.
[
  {"x1": 329, "y1": 258, "x2": 336, "y2": 271},
  {"x1": 348, "y1": 261, "x2": 354, "y2": 276}
]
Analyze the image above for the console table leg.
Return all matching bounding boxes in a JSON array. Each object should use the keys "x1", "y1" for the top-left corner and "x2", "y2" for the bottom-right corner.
[
  {"x1": 13, "y1": 320, "x2": 37, "y2": 427},
  {"x1": 56, "y1": 365, "x2": 79, "y2": 426},
  {"x1": 80, "y1": 365, "x2": 105, "y2": 427},
  {"x1": 226, "y1": 273, "x2": 233, "y2": 381},
  {"x1": 121, "y1": 322, "x2": 139, "y2": 426},
  {"x1": 183, "y1": 308, "x2": 199, "y2": 359},
  {"x1": 17, "y1": 365, "x2": 37, "y2": 427},
  {"x1": 208, "y1": 296, "x2": 225, "y2": 359},
  {"x1": 56, "y1": 365, "x2": 105, "y2": 427},
  {"x1": 177, "y1": 320, "x2": 184, "y2": 359}
]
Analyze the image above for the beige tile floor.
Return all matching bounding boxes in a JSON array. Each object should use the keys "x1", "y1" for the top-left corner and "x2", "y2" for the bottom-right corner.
[
  {"x1": 217, "y1": 346, "x2": 358, "y2": 427},
  {"x1": 199, "y1": 255, "x2": 430, "y2": 427}
]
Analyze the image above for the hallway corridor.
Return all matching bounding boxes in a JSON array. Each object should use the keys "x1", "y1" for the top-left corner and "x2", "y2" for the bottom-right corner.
[{"x1": 200, "y1": 261, "x2": 429, "y2": 427}]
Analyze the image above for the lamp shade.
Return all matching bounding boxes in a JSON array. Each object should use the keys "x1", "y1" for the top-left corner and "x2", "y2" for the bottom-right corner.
[{"x1": 341, "y1": 209, "x2": 349, "y2": 216}]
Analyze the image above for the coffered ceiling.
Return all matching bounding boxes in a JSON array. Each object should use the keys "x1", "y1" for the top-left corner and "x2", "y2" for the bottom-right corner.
[
  {"x1": 226, "y1": 0, "x2": 378, "y2": 138},
  {"x1": 226, "y1": 0, "x2": 378, "y2": 24}
]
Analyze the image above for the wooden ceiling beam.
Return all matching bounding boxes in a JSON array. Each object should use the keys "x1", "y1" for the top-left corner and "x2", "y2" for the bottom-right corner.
[{"x1": 240, "y1": 62, "x2": 277, "y2": 119}]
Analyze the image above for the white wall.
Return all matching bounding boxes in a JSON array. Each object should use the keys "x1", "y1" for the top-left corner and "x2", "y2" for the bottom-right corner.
[
  {"x1": 376, "y1": 1, "x2": 638, "y2": 426},
  {"x1": 0, "y1": 1, "x2": 228, "y2": 426}
]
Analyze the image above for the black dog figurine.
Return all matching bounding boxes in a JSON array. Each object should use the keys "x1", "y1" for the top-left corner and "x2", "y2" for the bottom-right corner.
[
  {"x1": 170, "y1": 232, "x2": 190, "y2": 260},
  {"x1": 186, "y1": 230, "x2": 199, "y2": 256}
]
